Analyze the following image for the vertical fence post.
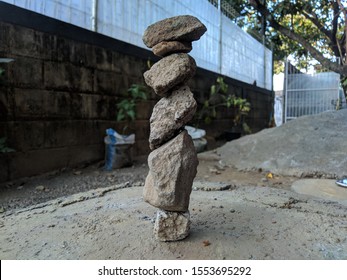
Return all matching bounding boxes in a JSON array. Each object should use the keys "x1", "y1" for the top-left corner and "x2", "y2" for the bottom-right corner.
[
  {"x1": 91, "y1": 0, "x2": 98, "y2": 32},
  {"x1": 283, "y1": 58, "x2": 288, "y2": 123},
  {"x1": 218, "y1": 0, "x2": 222, "y2": 74}
]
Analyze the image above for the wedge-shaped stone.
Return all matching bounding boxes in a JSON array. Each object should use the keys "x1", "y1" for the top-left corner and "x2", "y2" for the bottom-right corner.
[
  {"x1": 143, "y1": 130, "x2": 198, "y2": 211},
  {"x1": 149, "y1": 85, "x2": 197, "y2": 150},
  {"x1": 144, "y1": 53, "x2": 196, "y2": 96},
  {"x1": 154, "y1": 210, "x2": 190, "y2": 241},
  {"x1": 143, "y1": 15, "x2": 207, "y2": 48},
  {"x1": 152, "y1": 41, "x2": 192, "y2": 57}
]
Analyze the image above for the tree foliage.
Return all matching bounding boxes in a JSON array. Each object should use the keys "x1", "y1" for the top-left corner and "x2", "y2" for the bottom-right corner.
[
  {"x1": 247, "y1": 0, "x2": 347, "y2": 78},
  {"x1": 223, "y1": 0, "x2": 346, "y2": 77}
]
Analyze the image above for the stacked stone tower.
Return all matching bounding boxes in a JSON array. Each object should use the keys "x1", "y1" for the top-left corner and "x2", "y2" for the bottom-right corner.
[{"x1": 142, "y1": 15, "x2": 207, "y2": 241}]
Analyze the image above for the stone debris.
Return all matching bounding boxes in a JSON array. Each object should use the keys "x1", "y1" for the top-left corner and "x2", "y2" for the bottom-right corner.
[
  {"x1": 149, "y1": 85, "x2": 197, "y2": 150},
  {"x1": 192, "y1": 181, "x2": 234, "y2": 192},
  {"x1": 35, "y1": 185, "x2": 45, "y2": 191},
  {"x1": 153, "y1": 209, "x2": 191, "y2": 241},
  {"x1": 143, "y1": 53, "x2": 196, "y2": 96},
  {"x1": 142, "y1": 15, "x2": 206, "y2": 241}
]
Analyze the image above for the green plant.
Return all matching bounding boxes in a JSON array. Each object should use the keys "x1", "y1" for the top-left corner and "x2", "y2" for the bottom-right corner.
[
  {"x1": 0, "y1": 67, "x2": 5, "y2": 85},
  {"x1": 0, "y1": 137, "x2": 15, "y2": 153},
  {"x1": 0, "y1": 58, "x2": 14, "y2": 84},
  {"x1": 116, "y1": 84, "x2": 148, "y2": 133},
  {"x1": 196, "y1": 77, "x2": 251, "y2": 133}
]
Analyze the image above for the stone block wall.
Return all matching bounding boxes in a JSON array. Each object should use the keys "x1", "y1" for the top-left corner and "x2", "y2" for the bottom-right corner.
[{"x1": 0, "y1": 3, "x2": 273, "y2": 183}]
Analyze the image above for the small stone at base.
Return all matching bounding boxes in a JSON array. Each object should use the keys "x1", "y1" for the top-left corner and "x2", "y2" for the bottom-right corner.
[{"x1": 154, "y1": 210, "x2": 190, "y2": 241}]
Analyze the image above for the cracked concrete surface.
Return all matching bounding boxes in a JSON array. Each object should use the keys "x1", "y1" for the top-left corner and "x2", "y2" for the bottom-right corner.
[{"x1": 1, "y1": 182, "x2": 347, "y2": 260}]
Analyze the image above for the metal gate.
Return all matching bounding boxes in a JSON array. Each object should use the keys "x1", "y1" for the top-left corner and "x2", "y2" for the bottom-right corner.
[{"x1": 284, "y1": 63, "x2": 340, "y2": 122}]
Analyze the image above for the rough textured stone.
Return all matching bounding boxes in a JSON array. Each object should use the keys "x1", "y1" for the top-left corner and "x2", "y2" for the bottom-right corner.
[
  {"x1": 217, "y1": 109, "x2": 347, "y2": 177},
  {"x1": 144, "y1": 53, "x2": 196, "y2": 96},
  {"x1": 141, "y1": 15, "x2": 206, "y2": 242},
  {"x1": 143, "y1": 130, "x2": 198, "y2": 211},
  {"x1": 152, "y1": 41, "x2": 192, "y2": 57},
  {"x1": 149, "y1": 85, "x2": 197, "y2": 150},
  {"x1": 143, "y1": 15, "x2": 207, "y2": 48},
  {"x1": 154, "y1": 210, "x2": 190, "y2": 241}
]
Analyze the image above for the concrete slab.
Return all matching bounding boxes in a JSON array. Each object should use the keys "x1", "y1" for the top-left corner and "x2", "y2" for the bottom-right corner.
[
  {"x1": 291, "y1": 179, "x2": 347, "y2": 206},
  {"x1": 1, "y1": 183, "x2": 347, "y2": 260}
]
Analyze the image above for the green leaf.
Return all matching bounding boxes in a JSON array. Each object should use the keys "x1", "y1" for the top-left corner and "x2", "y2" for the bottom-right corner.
[
  {"x1": 212, "y1": 107, "x2": 217, "y2": 118},
  {"x1": 0, "y1": 137, "x2": 15, "y2": 153},
  {"x1": 127, "y1": 110, "x2": 136, "y2": 121},
  {"x1": 204, "y1": 116, "x2": 212, "y2": 124},
  {"x1": 116, "y1": 111, "x2": 125, "y2": 122},
  {"x1": 128, "y1": 84, "x2": 148, "y2": 101},
  {"x1": 211, "y1": 85, "x2": 216, "y2": 95},
  {"x1": 1, "y1": 147, "x2": 15, "y2": 153}
]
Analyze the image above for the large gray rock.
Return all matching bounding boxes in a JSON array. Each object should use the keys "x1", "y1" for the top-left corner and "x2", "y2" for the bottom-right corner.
[
  {"x1": 144, "y1": 53, "x2": 196, "y2": 96},
  {"x1": 143, "y1": 15, "x2": 207, "y2": 48},
  {"x1": 217, "y1": 109, "x2": 347, "y2": 177},
  {"x1": 149, "y1": 85, "x2": 197, "y2": 150},
  {"x1": 143, "y1": 130, "x2": 198, "y2": 211},
  {"x1": 152, "y1": 41, "x2": 192, "y2": 57},
  {"x1": 154, "y1": 210, "x2": 190, "y2": 241}
]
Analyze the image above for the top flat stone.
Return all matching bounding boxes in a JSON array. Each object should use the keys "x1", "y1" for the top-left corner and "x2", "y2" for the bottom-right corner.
[{"x1": 143, "y1": 15, "x2": 207, "y2": 48}]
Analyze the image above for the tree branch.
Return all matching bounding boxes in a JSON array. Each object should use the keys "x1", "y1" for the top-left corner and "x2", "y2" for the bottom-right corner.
[
  {"x1": 301, "y1": 9, "x2": 332, "y2": 41},
  {"x1": 301, "y1": 9, "x2": 341, "y2": 58},
  {"x1": 337, "y1": 0, "x2": 347, "y2": 64},
  {"x1": 249, "y1": 0, "x2": 347, "y2": 75}
]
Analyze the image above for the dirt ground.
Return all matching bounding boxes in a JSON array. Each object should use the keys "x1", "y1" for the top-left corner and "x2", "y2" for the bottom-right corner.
[
  {"x1": 0, "y1": 152, "x2": 295, "y2": 213},
  {"x1": 1, "y1": 151, "x2": 347, "y2": 260},
  {"x1": 1, "y1": 110, "x2": 347, "y2": 260}
]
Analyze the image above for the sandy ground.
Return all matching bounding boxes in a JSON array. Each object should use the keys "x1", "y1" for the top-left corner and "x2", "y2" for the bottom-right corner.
[
  {"x1": 1, "y1": 153, "x2": 347, "y2": 260},
  {"x1": 1, "y1": 110, "x2": 347, "y2": 260},
  {"x1": 1, "y1": 181, "x2": 347, "y2": 260}
]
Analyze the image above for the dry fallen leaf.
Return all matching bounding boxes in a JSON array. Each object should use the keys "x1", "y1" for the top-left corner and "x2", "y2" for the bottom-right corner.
[
  {"x1": 203, "y1": 240, "x2": 211, "y2": 246},
  {"x1": 266, "y1": 172, "x2": 273, "y2": 179}
]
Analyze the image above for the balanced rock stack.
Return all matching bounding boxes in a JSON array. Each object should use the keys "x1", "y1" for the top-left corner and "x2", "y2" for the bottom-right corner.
[{"x1": 142, "y1": 15, "x2": 207, "y2": 241}]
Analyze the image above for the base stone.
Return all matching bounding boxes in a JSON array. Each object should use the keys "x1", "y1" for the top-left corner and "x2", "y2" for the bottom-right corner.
[{"x1": 154, "y1": 210, "x2": 190, "y2": 241}]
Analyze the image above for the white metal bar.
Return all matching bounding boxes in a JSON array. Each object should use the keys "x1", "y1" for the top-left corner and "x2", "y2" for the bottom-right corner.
[
  {"x1": 91, "y1": 0, "x2": 98, "y2": 32},
  {"x1": 287, "y1": 88, "x2": 339, "y2": 92},
  {"x1": 218, "y1": 0, "x2": 222, "y2": 74}
]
